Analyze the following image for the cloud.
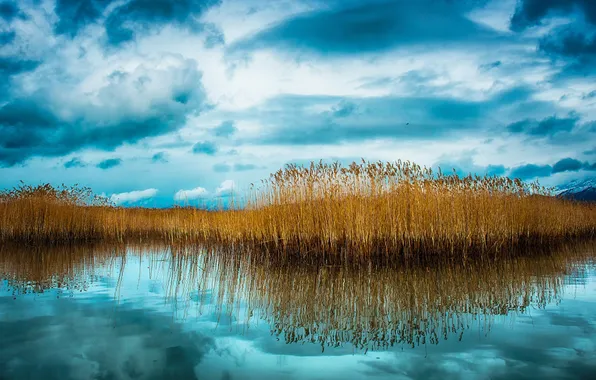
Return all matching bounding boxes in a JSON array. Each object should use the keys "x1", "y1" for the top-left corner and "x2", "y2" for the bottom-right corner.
[
  {"x1": 234, "y1": 89, "x2": 528, "y2": 146},
  {"x1": 151, "y1": 152, "x2": 168, "y2": 163},
  {"x1": 510, "y1": 0, "x2": 596, "y2": 76},
  {"x1": 509, "y1": 163, "x2": 553, "y2": 180},
  {"x1": 539, "y1": 27, "x2": 596, "y2": 58},
  {"x1": 479, "y1": 60, "x2": 502, "y2": 71},
  {"x1": 583, "y1": 90, "x2": 596, "y2": 99},
  {"x1": 233, "y1": 163, "x2": 257, "y2": 171},
  {"x1": 0, "y1": 1, "x2": 19, "y2": 22},
  {"x1": 510, "y1": 0, "x2": 596, "y2": 32},
  {"x1": 174, "y1": 186, "x2": 209, "y2": 201},
  {"x1": 53, "y1": 0, "x2": 111, "y2": 37},
  {"x1": 506, "y1": 115, "x2": 579, "y2": 137},
  {"x1": 215, "y1": 179, "x2": 234, "y2": 197},
  {"x1": 104, "y1": 0, "x2": 222, "y2": 46},
  {"x1": 432, "y1": 153, "x2": 507, "y2": 178},
  {"x1": 330, "y1": 100, "x2": 357, "y2": 118},
  {"x1": 213, "y1": 163, "x2": 232, "y2": 172},
  {"x1": 63, "y1": 157, "x2": 86, "y2": 169},
  {"x1": 96, "y1": 158, "x2": 122, "y2": 170},
  {"x1": 433, "y1": 153, "x2": 596, "y2": 182},
  {"x1": 552, "y1": 157, "x2": 584, "y2": 173},
  {"x1": 51, "y1": 0, "x2": 222, "y2": 44},
  {"x1": 203, "y1": 22, "x2": 225, "y2": 48},
  {"x1": 214, "y1": 162, "x2": 257, "y2": 172},
  {"x1": 110, "y1": 188, "x2": 158, "y2": 204},
  {"x1": 229, "y1": 0, "x2": 500, "y2": 56},
  {"x1": 0, "y1": 57, "x2": 40, "y2": 96},
  {"x1": 214, "y1": 120, "x2": 237, "y2": 138},
  {"x1": 0, "y1": 30, "x2": 15, "y2": 45},
  {"x1": 0, "y1": 55, "x2": 208, "y2": 166},
  {"x1": 193, "y1": 141, "x2": 218, "y2": 155}
]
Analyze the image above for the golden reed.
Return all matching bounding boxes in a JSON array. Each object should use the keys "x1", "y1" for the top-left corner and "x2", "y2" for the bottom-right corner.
[{"x1": 1, "y1": 160, "x2": 595, "y2": 261}]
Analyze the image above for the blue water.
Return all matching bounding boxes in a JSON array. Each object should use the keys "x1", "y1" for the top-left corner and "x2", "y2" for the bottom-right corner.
[{"x1": 1, "y1": 246, "x2": 595, "y2": 380}]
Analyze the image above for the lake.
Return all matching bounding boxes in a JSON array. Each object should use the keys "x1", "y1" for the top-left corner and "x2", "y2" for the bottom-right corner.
[{"x1": 1, "y1": 242, "x2": 595, "y2": 380}]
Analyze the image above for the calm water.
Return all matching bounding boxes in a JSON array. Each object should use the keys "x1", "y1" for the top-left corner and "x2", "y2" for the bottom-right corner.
[{"x1": 1, "y1": 243, "x2": 595, "y2": 380}]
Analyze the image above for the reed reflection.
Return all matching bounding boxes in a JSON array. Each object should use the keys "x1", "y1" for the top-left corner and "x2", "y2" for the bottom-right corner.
[{"x1": 1, "y1": 242, "x2": 594, "y2": 352}]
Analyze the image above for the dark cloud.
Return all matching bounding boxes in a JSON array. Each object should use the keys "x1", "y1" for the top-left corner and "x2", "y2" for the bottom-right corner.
[
  {"x1": 96, "y1": 158, "x2": 122, "y2": 169},
  {"x1": 510, "y1": 0, "x2": 596, "y2": 31},
  {"x1": 51, "y1": 0, "x2": 223, "y2": 43},
  {"x1": 552, "y1": 157, "x2": 584, "y2": 173},
  {"x1": 193, "y1": 141, "x2": 218, "y2": 155},
  {"x1": 539, "y1": 27, "x2": 596, "y2": 58},
  {"x1": 509, "y1": 164, "x2": 553, "y2": 180},
  {"x1": 583, "y1": 90, "x2": 596, "y2": 99},
  {"x1": 486, "y1": 164, "x2": 507, "y2": 176},
  {"x1": 104, "y1": 0, "x2": 222, "y2": 46},
  {"x1": 0, "y1": 58, "x2": 207, "y2": 166},
  {"x1": 151, "y1": 151, "x2": 168, "y2": 163},
  {"x1": 537, "y1": 24, "x2": 596, "y2": 78},
  {"x1": 506, "y1": 115, "x2": 579, "y2": 137},
  {"x1": 53, "y1": 0, "x2": 112, "y2": 37},
  {"x1": 479, "y1": 60, "x2": 502, "y2": 71},
  {"x1": 63, "y1": 157, "x2": 87, "y2": 169},
  {"x1": 492, "y1": 156, "x2": 596, "y2": 180},
  {"x1": 213, "y1": 163, "x2": 231, "y2": 172},
  {"x1": 229, "y1": 0, "x2": 500, "y2": 56},
  {"x1": 0, "y1": 57, "x2": 40, "y2": 97},
  {"x1": 0, "y1": 30, "x2": 15, "y2": 44},
  {"x1": 584, "y1": 147, "x2": 596, "y2": 155},
  {"x1": 0, "y1": 0, "x2": 18, "y2": 21},
  {"x1": 0, "y1": 98, "x2": 57, "y2": 128},
  {"x1": 233, "y1": 163, "x2": 257, "y2": 171},
  {"x1": 0, "y1": 57, "x2": 38, "y2": 76},
  {"x1": 214, "y1": 120, "x2": 237, "y2": 138},
  {"x1": 510, "y1": 1, "x2": 596, "y2": 77},
  {"x1": 331, "y1": 100, "x2": 357, "y2": 118}
]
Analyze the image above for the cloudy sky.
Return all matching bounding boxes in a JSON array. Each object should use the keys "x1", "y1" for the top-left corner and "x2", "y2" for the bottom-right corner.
[{"x1": 1, "y1": 0, "x2": 595, "y2": 206}]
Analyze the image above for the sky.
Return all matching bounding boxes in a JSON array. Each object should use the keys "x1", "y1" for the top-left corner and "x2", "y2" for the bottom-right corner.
[{"x1": 1, "y1": 0, "x2": 595, "y2": 207}]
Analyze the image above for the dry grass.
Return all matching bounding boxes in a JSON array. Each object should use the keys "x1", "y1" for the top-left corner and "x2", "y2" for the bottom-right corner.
[{"x1": 1, "y1": 160, "x2": 595, "y2": 261}]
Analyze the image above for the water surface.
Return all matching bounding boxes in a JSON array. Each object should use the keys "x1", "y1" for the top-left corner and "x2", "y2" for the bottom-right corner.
[{"x1": 1, "y1": 243, "x2": 595, "y2": 380}]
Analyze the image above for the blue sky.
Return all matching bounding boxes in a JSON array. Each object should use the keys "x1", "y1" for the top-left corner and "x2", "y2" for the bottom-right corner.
[{"x1": 1, "y1": 0, "x2": 595, "y2": 206}]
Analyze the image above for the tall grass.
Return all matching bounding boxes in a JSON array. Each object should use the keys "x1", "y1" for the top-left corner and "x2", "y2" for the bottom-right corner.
[{"x1": 1, "y1": 160, "x2": 595, "y2": 261}]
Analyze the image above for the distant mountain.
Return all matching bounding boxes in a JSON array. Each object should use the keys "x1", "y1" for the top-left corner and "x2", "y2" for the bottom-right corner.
[{"x1": 556, "y1": 178, "x2": 596, "y2": 202}]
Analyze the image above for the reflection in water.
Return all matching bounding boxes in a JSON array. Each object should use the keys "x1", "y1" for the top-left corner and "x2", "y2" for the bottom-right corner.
[{"x1": 0, "y1": 242, "x2": 595, "y2": 379}]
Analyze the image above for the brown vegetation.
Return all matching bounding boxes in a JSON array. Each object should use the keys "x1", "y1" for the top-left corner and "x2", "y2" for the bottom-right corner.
[{"x1": 1, "y1": 160, "x2": 595, "y2": 261}]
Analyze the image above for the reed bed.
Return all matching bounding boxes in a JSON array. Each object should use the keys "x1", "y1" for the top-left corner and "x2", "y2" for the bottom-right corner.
[{"x1": 1, "y1": 160, "x2": 595, "y2": 261}]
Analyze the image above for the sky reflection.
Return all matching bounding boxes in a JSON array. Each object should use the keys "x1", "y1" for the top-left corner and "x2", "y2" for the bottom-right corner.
[{"x1": 0, "y1": 243, "x2": 595, "y2": 380}]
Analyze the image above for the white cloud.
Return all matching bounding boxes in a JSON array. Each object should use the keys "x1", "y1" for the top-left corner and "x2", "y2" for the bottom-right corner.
[
  {"x1": 215, "y1": 180, "x2": 235, "y2": 197},
  {"x1": 174, "y1": 186, "x2": 209, "y2": 201},
  {"x1": 110, "y1": 188, "x2": 158, "y2": 205}
]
